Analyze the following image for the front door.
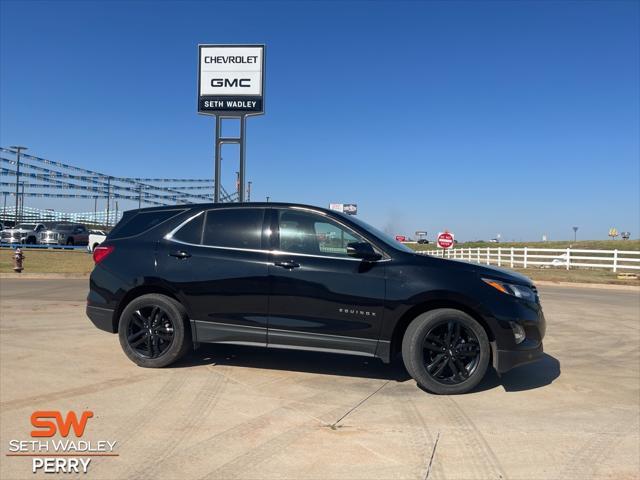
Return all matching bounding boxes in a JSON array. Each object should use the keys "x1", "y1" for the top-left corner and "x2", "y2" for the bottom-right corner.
[
  {"x1": 267, "y1": 208, "x2": 386, "y2": 357},
  {"x1": 158, "y1": 207, "x2": 270, "y2": 346}
]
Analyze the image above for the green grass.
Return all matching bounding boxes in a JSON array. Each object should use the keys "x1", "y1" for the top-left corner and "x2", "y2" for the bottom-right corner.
[
  {"x1": 409, "y1": 239, "x2": 640, "y2": 252},
  {"x1": 510, "y1": 268, "x2": 639, "y2": 286},
  {"x1": 0, "y1": 248, "x2": 94, "y2": 274}
]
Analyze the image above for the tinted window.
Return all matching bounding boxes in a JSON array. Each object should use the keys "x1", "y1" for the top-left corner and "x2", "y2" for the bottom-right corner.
[
  {"x1": 202, "y1": 208, "x2": 263, "y2": 249},
  {"x1": 278, "y1": 210, "x2": 366, "y2": 257},
  {"x1": 109, "y1": 209, "x2": 185, "y2": 239},
  {"x1": 173, "y1": 212, "x2": 204, "y2": 244}
]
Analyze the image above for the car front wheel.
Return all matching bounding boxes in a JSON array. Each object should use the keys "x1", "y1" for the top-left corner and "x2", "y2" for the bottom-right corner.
[
  {"x1": 118, "y1": 294, "x2": 191, "y2": 368},
  {"x1": 402, "y1": 308, "x2": 490, "y2": 394}
]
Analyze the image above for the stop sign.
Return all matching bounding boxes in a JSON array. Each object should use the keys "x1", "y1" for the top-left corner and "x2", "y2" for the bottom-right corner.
[{"x1": 437, "y1": 231, "x2": 455, "y2": 249}]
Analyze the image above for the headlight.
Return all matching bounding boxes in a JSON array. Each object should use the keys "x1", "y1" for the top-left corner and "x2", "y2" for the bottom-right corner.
[{"x1": 482, "y1": 278, "x2": 537, "y2": 302}]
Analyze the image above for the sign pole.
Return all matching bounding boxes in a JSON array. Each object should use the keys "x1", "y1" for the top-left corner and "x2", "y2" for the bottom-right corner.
[
  {"x1": 214, "y1": 115, "x2": 222, "y2": 203},
  {"x1": 239, "y1": 115, "x2": 246, "y2": 202}
]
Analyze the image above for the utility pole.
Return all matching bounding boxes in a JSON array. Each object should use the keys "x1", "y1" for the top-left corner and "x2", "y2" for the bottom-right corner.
[
  {"x1": 247, "y1": 181, "x2": 252, "y2": 202},
  {"x1": 138, "y1": 184, "x2": 143, "y2": 209},
  {"x1": 266, "y1": 196, "x2": 270, "y2": 203},
  {"x1": 106, "y1": 176, "x2": 112, "y2": 228},
  {"x1": 94, "y1": 196, "x2": 98, "y2": 227},
  {"x1": 572, "y1": 226, "x2": 578, "y2": 242},
  {"x1": 10, "y1": 146, "x2": 27, "y2": 225},
  {"x1": 20, "y1": 182, "x2": 25, "y2": 221}
]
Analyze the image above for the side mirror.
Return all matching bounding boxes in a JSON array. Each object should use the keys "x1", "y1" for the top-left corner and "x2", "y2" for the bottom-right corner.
[{"x1": 346, "y1": 242, "x2": 382, "y2": 261}]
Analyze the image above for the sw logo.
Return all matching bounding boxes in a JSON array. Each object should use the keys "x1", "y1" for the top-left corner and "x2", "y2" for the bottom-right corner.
[{"x1": 31, "y1": 410, "x2": 93, "y2": 437}]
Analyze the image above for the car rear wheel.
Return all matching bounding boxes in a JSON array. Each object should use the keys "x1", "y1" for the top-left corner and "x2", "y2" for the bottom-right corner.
[
  {"x1": 402, "y1": 308, "x2": 490, "y2": 395},
  {"x1": 118, "y1": 294, "x2": 191, "y2": 368},
  {"x1": 66, "y1": 238, "x2": 74, "y2": 246}
]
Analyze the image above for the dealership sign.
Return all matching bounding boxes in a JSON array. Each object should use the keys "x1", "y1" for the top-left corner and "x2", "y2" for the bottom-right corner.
[
  {"x1": 437, "y1": 231, "x2": 455, "y2": 249},
  {"x1": 198, "y1": 44, "x2": 265, "y2": 115}
]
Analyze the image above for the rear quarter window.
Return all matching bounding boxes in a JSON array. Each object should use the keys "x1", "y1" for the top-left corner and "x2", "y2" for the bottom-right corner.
[
  {"x1": 108, "y1": 209, "x2": 185, "y2": 239},
  {"x1": 202, "y1": 208, "x2": 264, "y2": 249}
]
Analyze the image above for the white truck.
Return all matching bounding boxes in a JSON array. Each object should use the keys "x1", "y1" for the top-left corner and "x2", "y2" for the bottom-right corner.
[{"x1": 87, "y1": 230, "x2": 107, "y2": 252}]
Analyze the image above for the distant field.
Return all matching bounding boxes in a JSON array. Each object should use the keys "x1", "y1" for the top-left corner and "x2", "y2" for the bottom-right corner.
[
  {"x1": 0, "y1": 248, "x2": 94, "y2": 274},
  {"x1": 409, "y1": 239, "x2": 640, "y2": 252},
  {"x1": 511, "y1": 268, "x2": 639, "y2": 286}
]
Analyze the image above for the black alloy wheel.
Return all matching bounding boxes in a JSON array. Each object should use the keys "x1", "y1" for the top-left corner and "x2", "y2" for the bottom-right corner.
[
  {"x1": 423, "y1": 320, "x2": 481, "y2": 385},
  {"x1": 118, "y1": 293, "x2": 191, "y2": 368},
  {"x1": 402, "y1": 308, "x2": 490, "y2": 395},
  {"x1": 126, "y1": 306, "x2": 175, "y2": 358}
]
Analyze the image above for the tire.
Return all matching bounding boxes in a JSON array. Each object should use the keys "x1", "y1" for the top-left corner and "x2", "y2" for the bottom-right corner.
[
  {"x1": 118, "y1": 294, "x2": 192, "y2": 368},
  {"x1": 401, "y1": 308, "x2": 490, "y2": 395},
  {"x1": 26, "y1": 237, "x2": 36, "y2": 245},
  {"x1": 66, "y1": 238, "x2": 74, "y2": 246}
]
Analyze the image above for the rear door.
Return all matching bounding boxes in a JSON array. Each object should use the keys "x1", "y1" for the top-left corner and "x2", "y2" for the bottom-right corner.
[
  {"x1": 157, "y1": 207, "x2": 270, "y2": 346},
  {"x1": 267, "y1": 208, "x2": 387, "y2": 357}
]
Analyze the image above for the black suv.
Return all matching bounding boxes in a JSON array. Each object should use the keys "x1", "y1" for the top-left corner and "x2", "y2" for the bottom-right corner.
[{"x1": 87, "y1": 203, "x2": 545, "y2": 394}]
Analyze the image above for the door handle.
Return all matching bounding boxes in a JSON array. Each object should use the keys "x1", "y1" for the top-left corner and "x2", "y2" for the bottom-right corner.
[
  {"x1": 274, "y1": 260, "x2": 300, "y2": 269},
  {"x1": 169, "y1": 250, "x2": 191, "y2": 259}
]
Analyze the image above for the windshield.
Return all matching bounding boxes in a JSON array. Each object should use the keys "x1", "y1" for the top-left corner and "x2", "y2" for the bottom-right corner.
[
  {"x1": 337, "y1": 213, "x2": 415, "y2": 254},
  {"x1": 54, "y1": 225, "x2": 73, "y2": 231},
  {"x1": 17, "y1": 224, "x2": 36, "y2": 230}
]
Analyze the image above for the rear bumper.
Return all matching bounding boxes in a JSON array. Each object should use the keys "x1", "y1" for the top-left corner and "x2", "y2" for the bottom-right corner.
[
  {"x1": 494, "y1": 341, "x2": 543, "y2": 373},
  {"x1": 86, "y1": 305, "x2": 116, "y2": 333}
]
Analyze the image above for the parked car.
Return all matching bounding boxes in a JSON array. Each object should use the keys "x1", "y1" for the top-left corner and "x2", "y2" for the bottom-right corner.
[
  {"x1": 551, "y1": 253, "x2": 568, "y2": 267},
  {"x1": 0, "y1": 222, "x2": 46, "y2": 244},
  {"x1": 38, "y1": 223, "x2": 90, "y2": 246},
  {"x1": 87, "y1": 230, "x2": 107, "y2": 252},
  {"x1": 86, "y1": 203, "x2": 545, "y2": 395},
  {"x1": 417, "y1": 239, "x2": 429, "y2": 244}
]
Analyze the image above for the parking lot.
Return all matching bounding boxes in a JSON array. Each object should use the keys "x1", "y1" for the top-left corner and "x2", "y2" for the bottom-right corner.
[{"x1": 1, "y1": 279, "x2": 638, "y2": 480}]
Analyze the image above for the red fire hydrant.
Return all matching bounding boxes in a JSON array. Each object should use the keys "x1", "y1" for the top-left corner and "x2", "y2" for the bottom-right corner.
[{"x1": 13, "y1": 248, "x2": 25, "y2": 273}]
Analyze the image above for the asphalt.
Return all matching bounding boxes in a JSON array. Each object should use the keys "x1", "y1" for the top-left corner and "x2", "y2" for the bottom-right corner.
[{"x1": 0, "y1": 279, "x2": 638, "y2": 479}]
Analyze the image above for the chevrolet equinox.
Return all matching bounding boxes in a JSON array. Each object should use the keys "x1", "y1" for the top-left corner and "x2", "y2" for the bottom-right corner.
[{"x1": 87, "y1": 203, "x2": 545, "y2": 394}]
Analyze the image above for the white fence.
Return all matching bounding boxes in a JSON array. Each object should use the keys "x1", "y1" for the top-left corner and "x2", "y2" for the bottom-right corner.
[{"x1": 417, "y1": 247, "x2": 640, "y2": 272}]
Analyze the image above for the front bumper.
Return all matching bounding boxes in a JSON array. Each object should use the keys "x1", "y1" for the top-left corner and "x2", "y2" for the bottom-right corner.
[
  {"x1": 493, "y1": 340, "x2": 544, "y2": 373},
  {"x1": 483, "y1": 296, "x2": 546, "y2": 374}
]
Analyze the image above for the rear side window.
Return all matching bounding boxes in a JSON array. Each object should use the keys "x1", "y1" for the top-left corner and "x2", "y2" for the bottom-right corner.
[
  {"x1": 172, "y1": 212, "x2": 204, "y2": 244},
  {"x1": 109, "y1": 209, "x2": 185, "y2": 239},
  {"x1": 202, "y1": 208, "x2": 264, "y2": 249}
]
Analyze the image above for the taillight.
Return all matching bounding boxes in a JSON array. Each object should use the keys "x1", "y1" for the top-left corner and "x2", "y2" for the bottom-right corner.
[{"x1": 93, "y1": 245, "x2": 114, "y2": 264}]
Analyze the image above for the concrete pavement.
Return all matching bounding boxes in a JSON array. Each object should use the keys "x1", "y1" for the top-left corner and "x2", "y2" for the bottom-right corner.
[{"x1": 0, "y1": 279, "x2": 638, "y2": 479}]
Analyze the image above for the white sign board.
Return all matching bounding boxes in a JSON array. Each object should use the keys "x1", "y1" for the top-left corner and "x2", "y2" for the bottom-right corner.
[
  {"x1": 329, "y1": 203, "x2": 357, "y2": 215},
  {"x1": 198, "y1": 44, "x2": 265, "y2": 115}
]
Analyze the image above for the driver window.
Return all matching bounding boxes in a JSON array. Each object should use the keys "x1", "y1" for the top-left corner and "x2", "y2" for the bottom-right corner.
[{"x1": 278, "y1": 210, "x2": 366, "y2": 257}]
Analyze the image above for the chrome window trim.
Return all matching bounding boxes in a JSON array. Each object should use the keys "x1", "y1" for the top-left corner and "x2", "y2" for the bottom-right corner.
[
  {"x1": 164, "y1": 211, "x2": 204, "y2": 241},
  {"x1": 165, "y1": 237, "x2": 386, "y2": 262}
]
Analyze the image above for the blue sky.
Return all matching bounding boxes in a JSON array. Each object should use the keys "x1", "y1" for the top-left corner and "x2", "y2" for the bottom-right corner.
[{"x1": 1, "y1": 0, "x2": 638, "y2": 241}]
